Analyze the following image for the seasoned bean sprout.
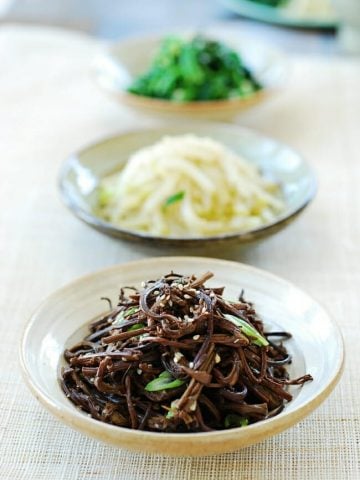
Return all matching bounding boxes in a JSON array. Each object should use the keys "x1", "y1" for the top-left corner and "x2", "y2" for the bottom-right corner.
[{"x1": 97, "y1": 135, "x2": 284, "y2": 237}]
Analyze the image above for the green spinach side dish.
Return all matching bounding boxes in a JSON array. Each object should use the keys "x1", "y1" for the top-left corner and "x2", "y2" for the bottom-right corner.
[
  {"x1": 249, "y1": 0, "x2": 288, "y2": 6},
  {"x1": 127, "y1": 36, "x2": 262, "y2": 102}
]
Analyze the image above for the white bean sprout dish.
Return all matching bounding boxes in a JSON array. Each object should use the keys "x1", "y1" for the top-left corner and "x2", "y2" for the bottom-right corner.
[{"x1": 96, "y1": 135, "x2": 285, "y2": 238}]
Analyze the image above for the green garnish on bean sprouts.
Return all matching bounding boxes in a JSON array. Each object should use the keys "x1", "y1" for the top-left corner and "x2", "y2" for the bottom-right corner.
[{"x1": 163, "y1": 191, "x2": 185, "y2": 209}]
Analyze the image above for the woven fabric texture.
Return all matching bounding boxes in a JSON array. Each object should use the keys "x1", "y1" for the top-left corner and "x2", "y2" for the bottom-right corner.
[{"x1": 0, "y1": 25, "x2": 359, "y2": 480}]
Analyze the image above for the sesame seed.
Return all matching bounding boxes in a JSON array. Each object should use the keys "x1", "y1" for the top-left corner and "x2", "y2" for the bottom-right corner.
[
  {"x1": 141, "y1": 281, "x2": 146, "y2": 288},
  {"x1": 121, "y1": 357, "x2": 127, "y2": 362},
  {"x1": 189, "y1": 362, "x2": 194, "y2": 368},
  {"x1": 193, "y1": 334, "x2": 200, "y2": 340},
  {"x1": 189, "y1": 400, "x2": 197, "y2": 412},
  {"x1": 174, "y1": 352, "x2": 184, "y2": 363},
  {"x1": 215, "y1": 353, "x2": 221, "y2": 364},
  {"x1": 137, "y1": 369, "x2": 142, "y2": 375},
  {"x1": 178, "y1": 284, "x2": 184, "y2": 290},
  {"x1": 234, "y1": 339, "x2": 240, "y2": 344},
  {"x1": 184, "y1": 294, "x2": 191, "y2": 299},
  {"x1": 169, "y1": 300, "x2": 173, "y2": 306}
]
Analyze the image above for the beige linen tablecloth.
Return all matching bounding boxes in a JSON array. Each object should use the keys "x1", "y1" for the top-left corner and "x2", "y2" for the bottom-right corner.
[{"x1": 0, "y1": 25, "x2": 359, "y2": 479}]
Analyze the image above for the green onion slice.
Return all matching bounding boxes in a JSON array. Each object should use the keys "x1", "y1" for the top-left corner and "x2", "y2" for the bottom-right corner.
[
  {"x1": 127, "y1": 323, "x2": 146, "y2": 331},
  {"x1": 145, "y1": 371, "x2": 185, "y2": 392},
  {"x1": 163, "y1": 191, "x2": 185, "y2": 208},
  {"x1": 166, "y1": 399, "x2": 181, "y2": 419},
  {"x1": 113, "y1": 306, "x2": 140, "y2": 325},
  {"x1": 224, "y1": 313, "x2": 269, "y2": 347},
  {"x1": 124, "y1": 306, "x2": 140, "y2": 317},
  {"x1": 224, "y1": 414, "x2": 249, "y2": 428}
]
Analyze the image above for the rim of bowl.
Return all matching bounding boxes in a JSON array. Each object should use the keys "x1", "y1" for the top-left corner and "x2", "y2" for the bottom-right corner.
[
  {"x1": 115, "y1": 88, "x2": 269, "y2": 112},
  {"x1": 58, "y1": 123, "x2": 318, "y2": 245},
  {"x1": 19, "y1": 257, "x2": 344, "y2": 449}
]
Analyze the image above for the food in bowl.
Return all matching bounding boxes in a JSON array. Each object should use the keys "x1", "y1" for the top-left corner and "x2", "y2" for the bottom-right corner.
[
  {"x1": 96, "y1": 134, "x2": 285, "y2": 237},
  {"x1": 249, "y1": 0, "x2": 287, "y2": 5},
  {"x1": 61, "y1": 271, "x2": 313, "y2": 433},
  {"x1": 127, "y1": 36, "x2": 261, "y2": 102},
  {"x1": 249, "y1": 0, "x2": 334, "y2": 18}
]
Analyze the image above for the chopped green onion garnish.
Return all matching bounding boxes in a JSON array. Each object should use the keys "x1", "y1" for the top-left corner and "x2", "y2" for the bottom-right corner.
[
  {"x1": 113, "y1": 311, "x2": 125, "y2": 325},
  {"x1": 127, "y1": 323, "x2": 146, "y2": 331},
  {"x1": 124, "y1": 306, "x2": 140, "y2": 317},
  {"x1": 145, "y1": 371, "x2": 185, "y2": 392},
  {"x1": 113, "y1": 306, "x2": 140, "y2": 326},
  {"x1": 224, "y1": 313, "x2": 269, "y2": 347},
  {"x1": 224, "y1": 414, "x2": 249, "y2": 428},
  {"x1": 163, "y1": 191, "x2": 185, "y2": 208},
  {"x1": 166, "y1": 399, "x2": 180, "y2": 419}
]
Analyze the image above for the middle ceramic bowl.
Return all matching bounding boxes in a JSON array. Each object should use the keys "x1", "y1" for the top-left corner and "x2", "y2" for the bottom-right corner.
[{"x1": 58, "y1": 122, "x2": 317, "y2": 247}]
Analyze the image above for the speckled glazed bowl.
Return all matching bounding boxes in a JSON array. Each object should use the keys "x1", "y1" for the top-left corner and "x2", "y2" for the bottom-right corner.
[{"x1": 58, "y1": 122, "x2": 317, "y2": 247}]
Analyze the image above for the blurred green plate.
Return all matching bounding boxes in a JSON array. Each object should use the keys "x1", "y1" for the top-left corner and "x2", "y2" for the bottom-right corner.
[{"x1": 221, "y1": 0, "x2": 338, "y2": 28}]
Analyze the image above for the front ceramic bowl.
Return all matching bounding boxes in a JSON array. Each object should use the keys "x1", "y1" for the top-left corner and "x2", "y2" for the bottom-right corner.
[
  {"x1": 94, "y1": 29, "x2": 288, "y2": 120},
  {"x1": 58, "y1": 122, "x2": 317, "y2": 246},
  {"x1": 20, "y1": 257, "x2": 344, "y2": 456}
]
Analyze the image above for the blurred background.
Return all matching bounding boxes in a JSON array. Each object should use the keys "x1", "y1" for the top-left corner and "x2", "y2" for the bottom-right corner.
[{"x1": 2, "y1": 0, "x2": 358, "y2": 55}]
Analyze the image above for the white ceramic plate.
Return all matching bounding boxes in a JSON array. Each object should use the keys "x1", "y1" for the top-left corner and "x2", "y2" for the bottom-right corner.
[
  {"x1": 20, "y1": 257, "x2": 344, "y2": 456},
  {"x1": 94, "y1": 29, "x2": 288, "y2": 120},
  {"x1": 58, "y1": 122, "x2": 317, "y2": 246}
]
